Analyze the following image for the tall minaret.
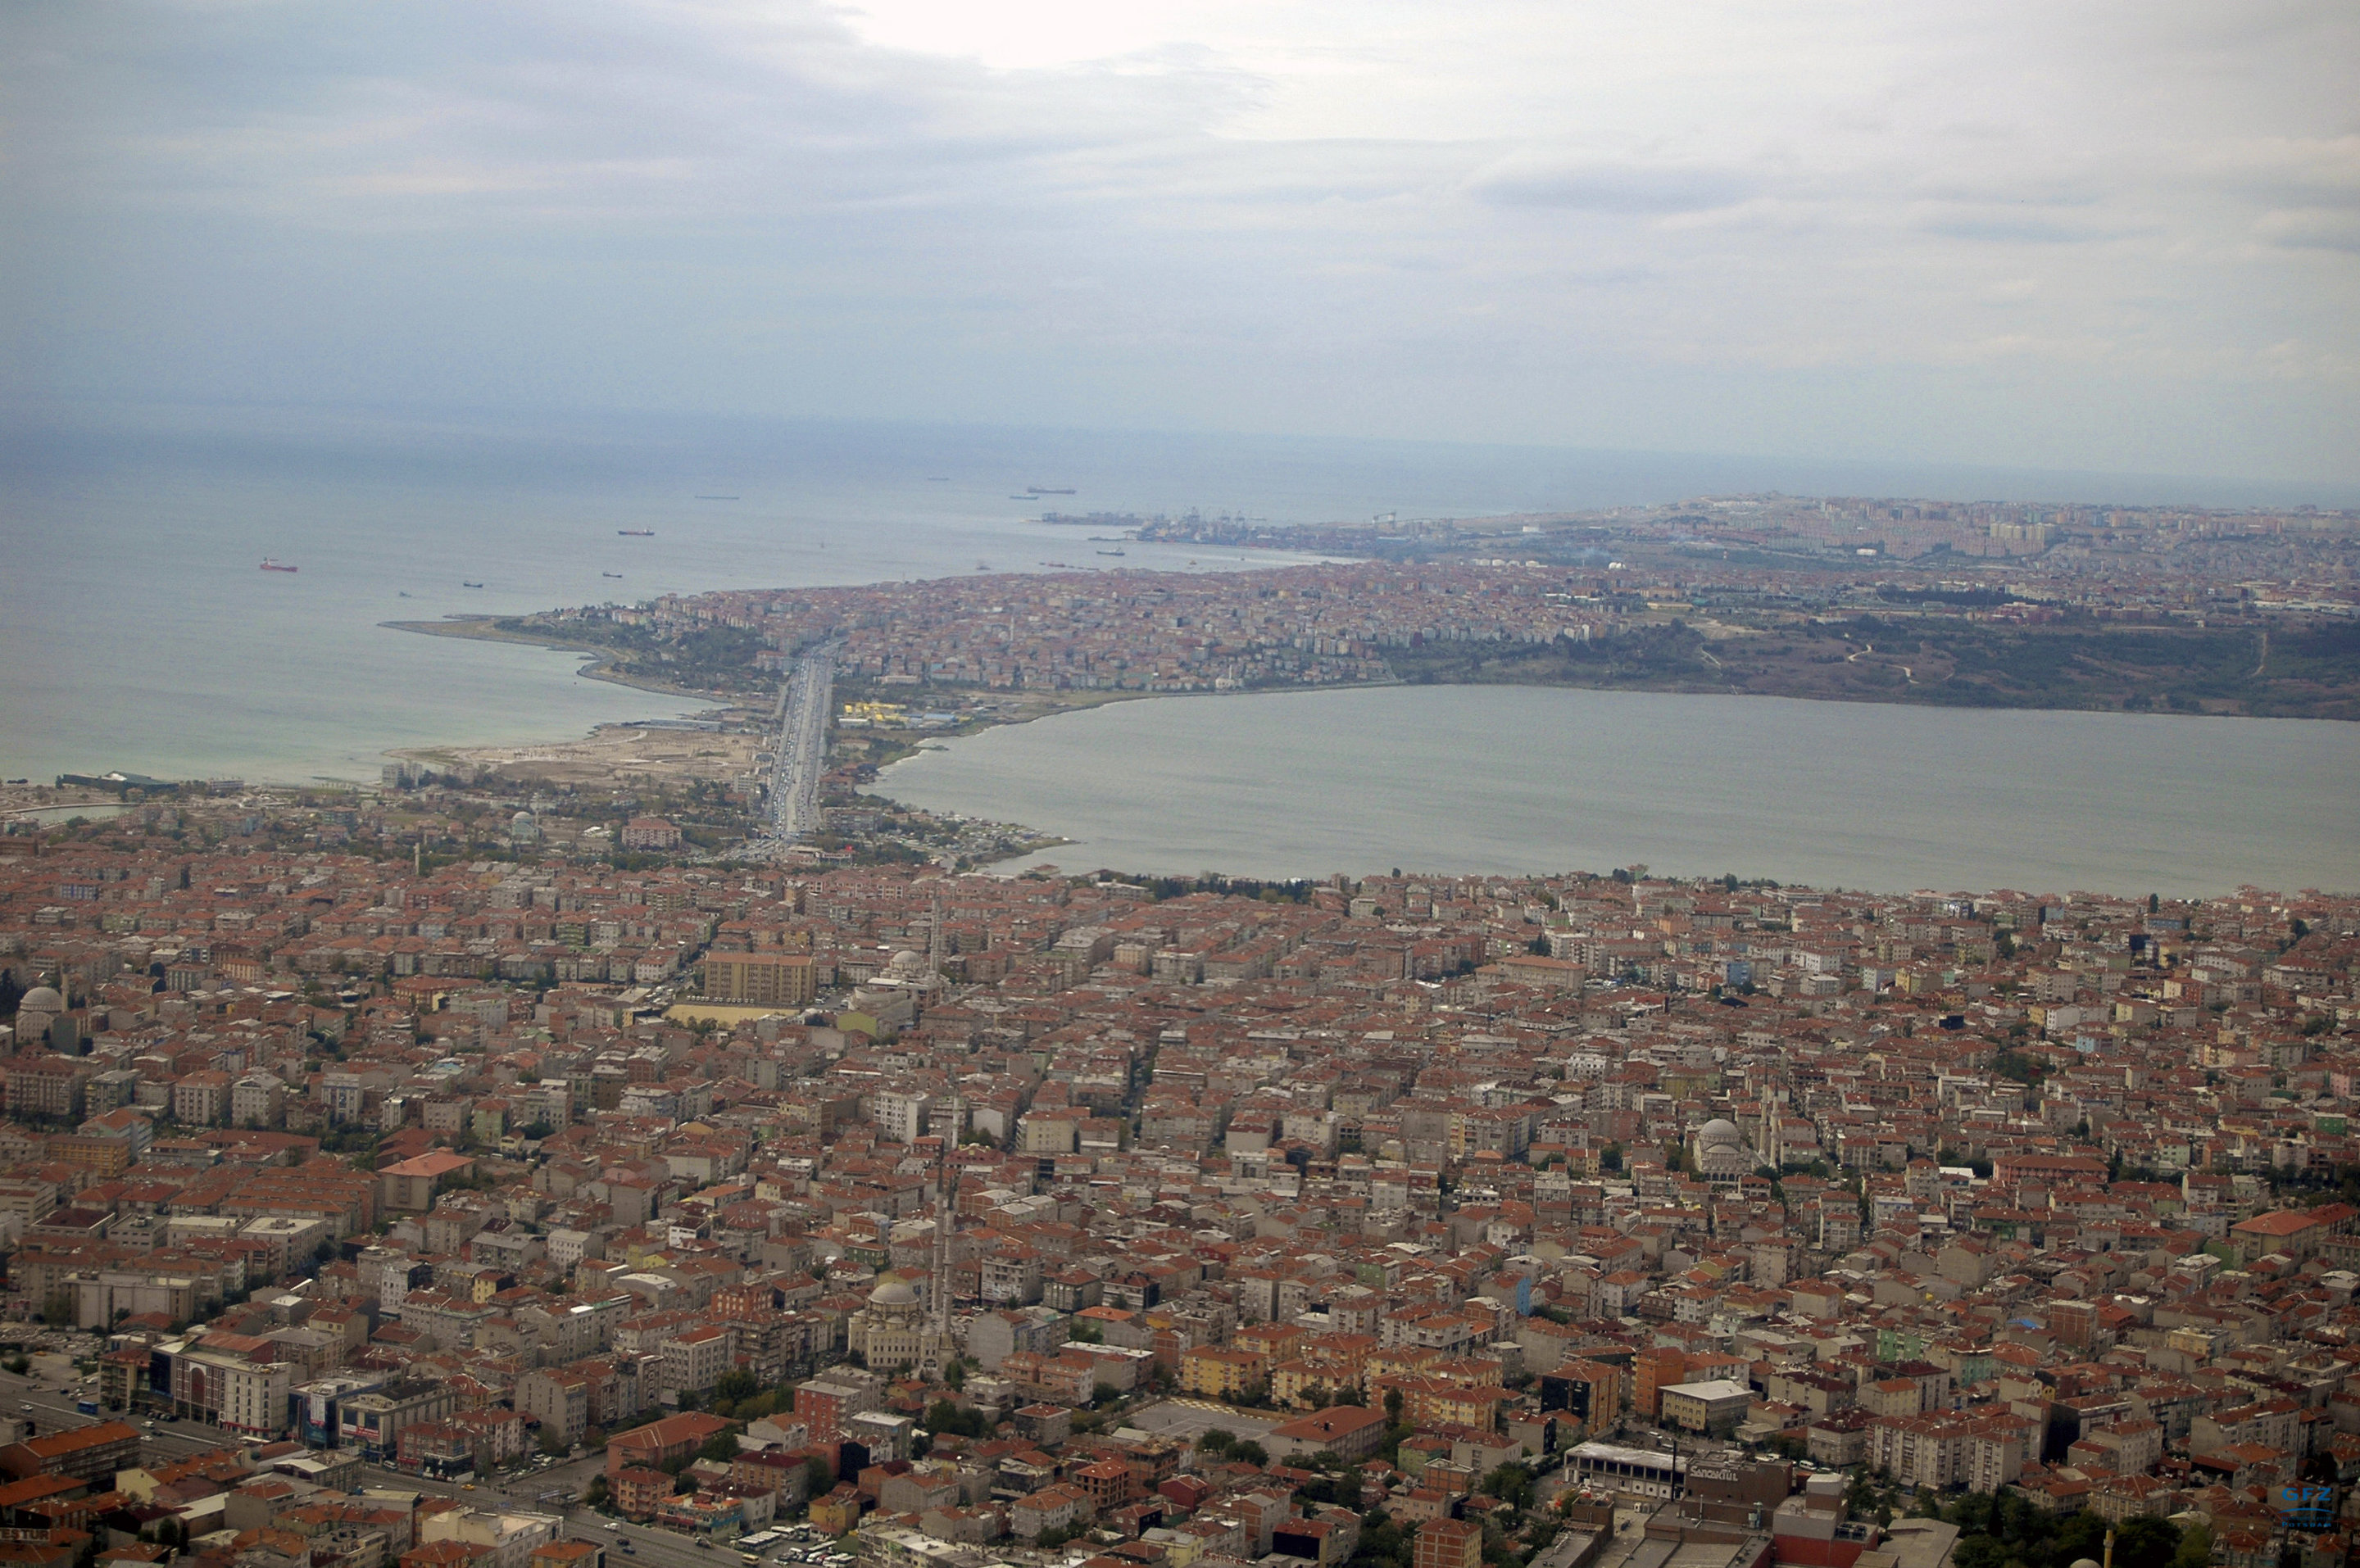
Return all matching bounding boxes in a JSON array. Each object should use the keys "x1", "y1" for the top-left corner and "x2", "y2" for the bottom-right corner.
[
  {"x1": 923, "y1": 1088, "x2": 964, "y2": 1378},
  {"x1": 920, "y1": 887, "x2": 958, "y2": 1377}
]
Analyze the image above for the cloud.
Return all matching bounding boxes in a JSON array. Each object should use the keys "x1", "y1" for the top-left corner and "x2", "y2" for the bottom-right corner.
[
  {"x1": 3, "y1": 0, "x2": 2358, "y2": 482},
  {"x1": 1915, "y1": 214, "x2": 2130, "y2": 246},
  {"x1": 1465, "y1": 157, "x2": 1757, "y2": 215},
  {"x1": 2256, "y1": 208, "x2": 2360, "y2": 255}
]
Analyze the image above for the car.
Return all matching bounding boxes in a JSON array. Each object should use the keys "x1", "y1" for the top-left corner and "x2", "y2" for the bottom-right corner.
[
  {"x1": 603, "y1": 1522, "x2": 621, "y2": 1533},
  {"x1": 461, "y1": 1484, "x2": 475, "y2": 1492},
  {"x1": 15, "y1": 1405, "x2": 26, "y2": 1414},
  {"x1": 696, "y1": 1543, "x2": 711, "y2": 1552},
  {"x1": 620, "y1": 1545, "x2": 635, "y2": 1557}
]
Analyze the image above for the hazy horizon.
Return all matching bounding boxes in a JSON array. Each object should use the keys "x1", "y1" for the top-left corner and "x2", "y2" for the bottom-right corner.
[
  {"x1": 11, "y1": 397, "x2": 2358, "y2": 518},
  {"x1": 7, "y1": 2, "x2": 2357, "y2": 486}
]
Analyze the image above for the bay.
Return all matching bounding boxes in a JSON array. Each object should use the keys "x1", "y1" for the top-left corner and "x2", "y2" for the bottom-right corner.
[{"x1": 875, "y1": 685, "x2": 2360, "y2": 896}]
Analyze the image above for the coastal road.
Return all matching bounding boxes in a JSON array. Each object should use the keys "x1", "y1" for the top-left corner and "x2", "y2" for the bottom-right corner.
[{"x1": 765, "y1": 643, "x2": 837, "y2": 842}]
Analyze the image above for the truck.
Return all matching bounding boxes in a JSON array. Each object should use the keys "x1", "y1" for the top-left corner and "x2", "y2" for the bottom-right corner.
[{"x1": 75, "y1": 1400, "x2": 98, "y2": 1417}]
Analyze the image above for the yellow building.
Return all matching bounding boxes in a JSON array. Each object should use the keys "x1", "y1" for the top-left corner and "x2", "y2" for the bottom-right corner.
[
  {"x1": 839, "y1": 701, "x2": 909, "y2": 726},
  {"x1": 702, "y1": 953, "x2": 816, "y2": 1008},
  {"x1": 1272, "y1": 1354, "x2": 1368, "y2": 1409},
  {"x1": 1365, "y1": 1347, "x2": 1444, "y2": 1384},
  {"x1": 1178, "y1": 1346, "x2": 1269, "y2": 1403},
  {"x1": 1382, "y1": 1375, "x2": 1513, "y2": 1432}
]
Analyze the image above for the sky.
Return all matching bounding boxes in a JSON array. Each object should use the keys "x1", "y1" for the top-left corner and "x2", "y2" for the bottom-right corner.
[{"x1": 5, "y1": 0, "x2": 2357, "y2": 486}]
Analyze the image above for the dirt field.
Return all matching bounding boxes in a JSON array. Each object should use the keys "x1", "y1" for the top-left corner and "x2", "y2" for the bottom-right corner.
[{"x1": 393, "y1": 721, "x2": 766, "y2": 791}]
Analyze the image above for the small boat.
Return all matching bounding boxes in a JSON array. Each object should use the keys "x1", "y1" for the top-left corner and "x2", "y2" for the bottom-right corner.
[
  {"x1": 1028, "y1": 486, "x2": 1077, "y2": 495},
  {"x1": 259, "y1": 558, "x2": 297, "y2": 573},
  {"x1": 976, "y1": 561, "x2": 991, "y2": 572},
  {"x1": 691, "y1": 496, "x2": 738, "y2": 501},
  {"x1": 1096, "y1": 548, "x2": 1125, "y2": 556},
  {"x1": 462, "y1": 580, "x2": 484, "y2": 588},
  {"x1": 397, "y1": 591, "x2": 411, "y2": 598},
  {"x1": 602, "y1": 572, "x2": 624, "y2": 578},
  {"x1": 618, "y1": 528, "x2": 655, "y2": 537},
  {"x1": 1010, "y1": 495, "x2": 1036, "y2": 501}
]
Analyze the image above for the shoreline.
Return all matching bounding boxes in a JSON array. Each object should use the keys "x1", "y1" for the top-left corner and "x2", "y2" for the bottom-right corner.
[
  {"x1": 36, "y1": 593, "x2": 2349, "y2": 801},
  {"x1": 381, "y1": 617, "x2": 726, "y2": 704}
]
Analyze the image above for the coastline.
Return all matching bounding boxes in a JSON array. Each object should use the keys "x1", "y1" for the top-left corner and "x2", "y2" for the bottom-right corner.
[
  {"x1": 130, "y1": 586, "x2": 2353, "y2": 803},
  {"x1": 381, "y1": 617, "x2": 726, "y2": 704}
]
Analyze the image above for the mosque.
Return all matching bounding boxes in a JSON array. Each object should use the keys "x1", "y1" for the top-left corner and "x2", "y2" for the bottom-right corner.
[
  {"x1": 846, "y1": 1272, "x2": 950, "y2": 1374},
  {"x1": 1689, "y1": 1117, "x2": 1754, "y2": 1186},
  {"x1": 10, "y1": 984, "x2": 69, "y2": 1054}
]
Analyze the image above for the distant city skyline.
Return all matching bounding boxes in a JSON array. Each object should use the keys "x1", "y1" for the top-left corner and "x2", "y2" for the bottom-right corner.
[{"x1": 4, "y1": 1, "x2": 2356, "y2": 484}]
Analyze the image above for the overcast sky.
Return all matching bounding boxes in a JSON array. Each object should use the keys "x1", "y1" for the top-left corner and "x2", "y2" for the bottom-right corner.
[{"x1": 6, "y1": 1, "x2": 2356, "y2": 484}]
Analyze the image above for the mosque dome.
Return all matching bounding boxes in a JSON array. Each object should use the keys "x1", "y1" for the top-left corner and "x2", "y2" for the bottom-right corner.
[
  {"x1": 1698, "y1": 1118, "x2": 1743, "y2": 1147},
  {"x1": 888, "y1": 949, "x2": 928, "y2": 977},
  {"x1": 869, "y1": 1278, "x2": 921, "y2": 1308},
  {"x1": 18, "y1": 986, "x2": 64, "y2": 1014}
]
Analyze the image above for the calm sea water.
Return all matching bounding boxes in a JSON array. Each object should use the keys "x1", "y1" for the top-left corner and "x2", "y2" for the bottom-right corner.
[{"x1": 876, "y1": 686, "x2": 2360, "y2": 896}]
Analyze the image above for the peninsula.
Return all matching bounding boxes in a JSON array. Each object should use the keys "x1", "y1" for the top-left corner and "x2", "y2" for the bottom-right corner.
[{"x1": 420, "y1": 491, "x2": 2360, "y2": 725}]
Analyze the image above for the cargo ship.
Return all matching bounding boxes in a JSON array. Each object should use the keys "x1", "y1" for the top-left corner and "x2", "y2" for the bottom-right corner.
[
  {"x1": 617, "y1": 528, "x2": 655, "y2": 537},
  {"x1": 259, "y1": 558, "x2": 297, "y2": 573}
]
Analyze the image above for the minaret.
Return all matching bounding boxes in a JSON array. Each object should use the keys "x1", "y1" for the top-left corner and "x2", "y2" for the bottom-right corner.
[
  {"x1": 928, "y1": 890, "x2": 946, "y2": 986},
  {"x1": 922, "y1": 1088, "x2": 964, "y2": 1378},
  {"x1": 919, "y1": 888, "x2": 957, "y2": 1378}
]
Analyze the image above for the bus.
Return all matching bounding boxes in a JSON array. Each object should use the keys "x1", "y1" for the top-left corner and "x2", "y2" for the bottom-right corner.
[{"x1": 737, "y1": 1534, "x2": 786, "y2": 1554}]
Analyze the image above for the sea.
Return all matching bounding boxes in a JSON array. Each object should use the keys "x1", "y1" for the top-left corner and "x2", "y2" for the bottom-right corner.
[
  {"x1": 876, "y1": 685, "x2": 2360, "y2": 897},
  {"x1": 4, "y1": 401, "x2": 2353, "y2": 893}
]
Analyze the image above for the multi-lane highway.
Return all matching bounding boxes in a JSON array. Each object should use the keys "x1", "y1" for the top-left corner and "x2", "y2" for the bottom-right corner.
[{"x1": 764, "y1": 643, "x2": 837, "y2": 843}]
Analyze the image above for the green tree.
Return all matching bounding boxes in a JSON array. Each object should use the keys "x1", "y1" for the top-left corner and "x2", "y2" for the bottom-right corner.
[
  {"x1": 1479, "y1": 1463, "x2": 1535, "y2": 1512},
  {"x1": 2112, "y1": 1516, "x2": 2182, "y2": 1568},
  {"x1": 924, "y1": 1399, "x2": 990, "y2": 1439},
  {"x1": 1232, "y1": 1440, "x2": 1268, "y2": 1467}
]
